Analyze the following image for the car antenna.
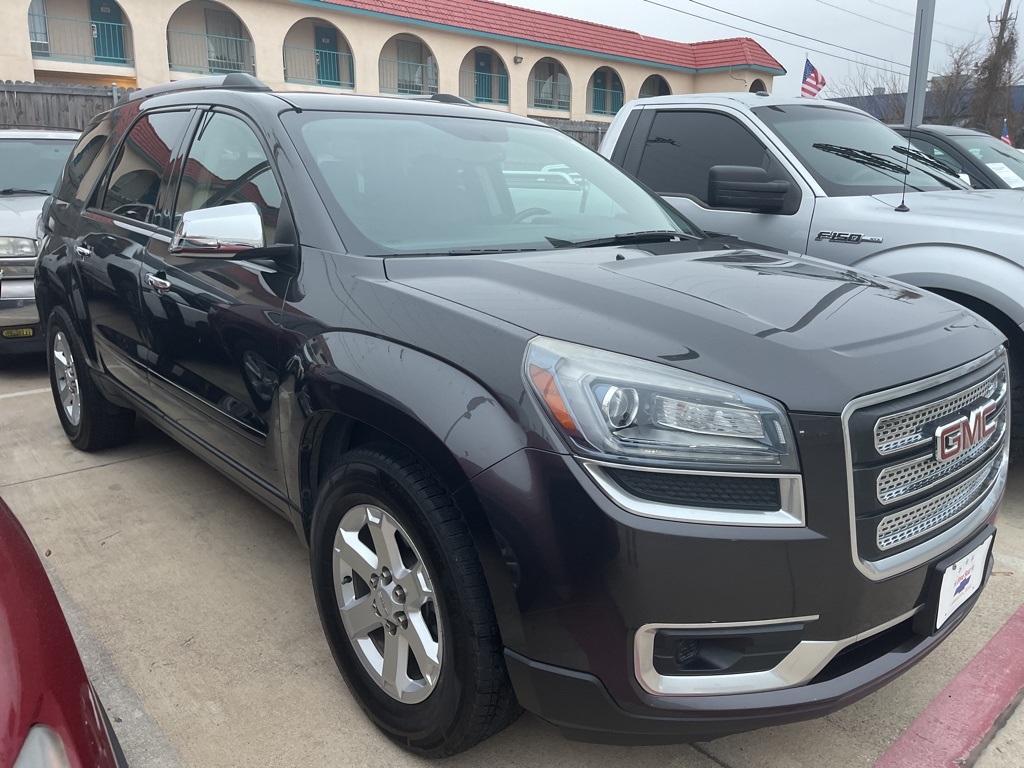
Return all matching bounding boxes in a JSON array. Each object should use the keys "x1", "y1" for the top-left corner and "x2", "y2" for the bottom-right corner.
[{"x1": 895, "y1": 126, "x2": 912, "y2": 213}]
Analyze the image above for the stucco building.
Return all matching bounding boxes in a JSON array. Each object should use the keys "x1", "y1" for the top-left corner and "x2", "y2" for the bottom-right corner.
[{"x1": 1, "y1": 0, "x2": 785, "y2": 122}]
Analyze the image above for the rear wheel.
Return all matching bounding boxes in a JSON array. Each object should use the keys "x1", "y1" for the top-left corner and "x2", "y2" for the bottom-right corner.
[
  {"x1": 46, "y1": 307, "x2": 135, "y2": 451},
  {"x1": 310, "y1": 443, "x2": 519, "y2": 757}
]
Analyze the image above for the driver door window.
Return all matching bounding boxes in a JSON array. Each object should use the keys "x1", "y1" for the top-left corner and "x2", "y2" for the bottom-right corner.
[{"x1": 174, "y1": 112, "x2": 282, "y2": 244}]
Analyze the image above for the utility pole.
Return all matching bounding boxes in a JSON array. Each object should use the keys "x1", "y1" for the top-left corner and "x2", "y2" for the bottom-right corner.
[
  {"x1": 976, "y1": 0, "x2": 1015, "y2": 131},
  {"x1": 904, "y1": 0, "x2": 936, "y2": 127}
]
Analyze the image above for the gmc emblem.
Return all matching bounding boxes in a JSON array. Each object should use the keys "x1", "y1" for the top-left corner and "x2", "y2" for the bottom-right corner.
[{"x1": 935, "y1": 401, "x2": 997, "y2": 462}]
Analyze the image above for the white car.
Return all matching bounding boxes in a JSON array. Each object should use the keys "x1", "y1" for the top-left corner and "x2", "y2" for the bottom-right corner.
[{"x1": 1, "y1": 128, "x2": 78, "y2": 355}]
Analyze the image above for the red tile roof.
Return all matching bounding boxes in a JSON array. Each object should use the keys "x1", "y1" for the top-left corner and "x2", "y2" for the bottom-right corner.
[{"x1": 310, "y1": 0, "x2": 786, "y2": 74}]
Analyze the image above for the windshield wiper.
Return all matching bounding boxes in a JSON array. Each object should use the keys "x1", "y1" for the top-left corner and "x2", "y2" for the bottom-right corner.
[
  {"x1": 811, "y1": 143, "x2": 911, "y2": 175},
  {"x1": 889, "y1": 145, "x2": 966, "y2": 188},
  {"x1": 0, "y1": 187, "x2": 50, "y2": 196},
  {"x1": 545, "y1": 230, "x2": 696, "y2": 249}
]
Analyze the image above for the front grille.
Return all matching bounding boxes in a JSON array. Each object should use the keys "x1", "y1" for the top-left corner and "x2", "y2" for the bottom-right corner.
[
  {"x1": 876, "y1": 420, "x2": 1005, "y2": 504},
  {"x1": 604, "y1": 468, "x2": 781, "y2": 511},
  {"x1": 873, "y1": 368, "x2": 1004, "y2": 455},
  {"x1": 845, "y1": 352, "x2": 1008, "y2": 573},
  {"x1": 877, "y1": 459, "x2": 998, "y2": 551}
]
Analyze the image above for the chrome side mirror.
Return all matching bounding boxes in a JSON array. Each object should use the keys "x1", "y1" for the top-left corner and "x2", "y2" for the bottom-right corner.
[{"x1": 169, "y1": 202, "x2": 265, "y2": 258}]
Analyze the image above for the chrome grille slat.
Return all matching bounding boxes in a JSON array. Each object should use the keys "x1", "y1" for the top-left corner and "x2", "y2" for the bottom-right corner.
[
  {"x1": 876, "y1": 458, "x2": 998, "y2": 551},
  {"x1": 874, "y1": 369, "x2": 1005, "y2": 455},
  {"x1": 876, "y1": 419, "x2": 1006, "y2": 504}
]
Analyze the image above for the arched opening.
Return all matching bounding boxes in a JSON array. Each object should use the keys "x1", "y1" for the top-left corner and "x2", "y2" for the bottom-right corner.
[
  {"x1": 639, "y1": 74, "x2": 671, "y2": 99},
  {"x1": 379, "y1": 34, "x2": 438, "y2": 95},
  {"x1": 283, "y1": 18, "x2": 354, "y2": 88},
  {"x1": 458, "y1": 47, "x2": 509, "y2": 105},
  {"x1": 167, "y1": 1, "x2": 254, "y2": 76},
  {"x1": 750, "y1": 78, "x2": 767, "y2": 93},
  {"x1": 528, "y1": 57, "x2": 571, "y2": 111},
  {"x1": 27, "y1": 0, "x2": 135, "y2": 67},
  {"x1": 587, "y1": 66, "x2": 624, "y2": 115}
]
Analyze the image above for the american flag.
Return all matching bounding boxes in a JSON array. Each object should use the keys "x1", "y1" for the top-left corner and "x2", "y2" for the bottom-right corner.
[
  {"x1": 1001, "y1": 119, "x2": 1013, "y2": 146},
  {"x1": 801, "y1": 58, "x2": 826, "y2": 98}
]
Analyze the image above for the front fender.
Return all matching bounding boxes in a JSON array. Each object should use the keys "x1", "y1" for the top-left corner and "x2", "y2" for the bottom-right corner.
[{"x1": 849, "y1": 244, "x2": 1024, "y2": 328}]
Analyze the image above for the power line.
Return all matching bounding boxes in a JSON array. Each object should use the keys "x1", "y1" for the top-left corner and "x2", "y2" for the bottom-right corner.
[
  {"x1": 813, "y1": 0, "x2": 914, "y2": 35},
  {"x1": 862, "y1": 0, "x2": 979, "y2": 35},
  {"x1": 643, "y1": 0, "x2": 919, "y2": 75}
]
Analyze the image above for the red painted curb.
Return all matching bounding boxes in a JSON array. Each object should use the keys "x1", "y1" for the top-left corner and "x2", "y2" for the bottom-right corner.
[{"x1": 874, "y1": 603, "x2": 1024, "y2": 768}]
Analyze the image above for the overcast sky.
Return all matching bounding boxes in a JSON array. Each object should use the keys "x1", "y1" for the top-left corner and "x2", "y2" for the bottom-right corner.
[{"x1": 503, "y1": 0, "x2": 1018, "y2": 97}]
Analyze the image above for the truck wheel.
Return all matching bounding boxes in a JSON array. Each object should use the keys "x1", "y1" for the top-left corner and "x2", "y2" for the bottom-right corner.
[
  {"x1": 310, "y1": 443, "x2": 519, "y2": 757},
  {"x1": 46, "y1": 307, "x2": 135, "y2": 451}
]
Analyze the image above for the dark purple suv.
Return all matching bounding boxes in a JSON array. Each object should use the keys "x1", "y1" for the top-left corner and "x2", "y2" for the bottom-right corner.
[{"x1": 36, "y1": 74, "x2": 1007, "y2": 756}]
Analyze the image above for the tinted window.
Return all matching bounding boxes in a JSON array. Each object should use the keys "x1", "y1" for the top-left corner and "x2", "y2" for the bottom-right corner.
[
  {"x1": 100, "y1": 111, "x2": 190, "y2": 224},
  {"x1": 58, "y1": 117, "x2": 114, "y2": 204},
  {"x1": 174, "y1": 112, "x2": 282, "y2": 243},
  {"x1": 636, "y1": 111, "x2": 773, "y2": 201}
]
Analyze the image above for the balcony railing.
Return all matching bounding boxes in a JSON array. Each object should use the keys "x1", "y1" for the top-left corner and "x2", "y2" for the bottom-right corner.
[
  {"x1": 588, "y1": 86, "x2": 624, "y2": 116},
  {"x1": 167, "y1": 29, "x2": 254, "y2": 75},
  {"x1": 284, "y1": 45, "x2": 354, "y2": 88},
  {"x1": 379, "y1": 58, "x2": 438, "y2": 95},
  {"x1": 28, "y1": 13, "x2": 133, "y2": 66},
  {"x1": 528, "y1": 78, "x2": 571, "y2": 111},
  {"x1": 458, "y1": 69, "x2": 509, "y2": 105}
]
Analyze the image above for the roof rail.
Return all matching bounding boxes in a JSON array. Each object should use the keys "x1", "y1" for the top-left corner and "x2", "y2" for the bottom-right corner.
[
  {"x1": 128, "y1": 74, "x2": 270, "y2": 102},
  {"x1": 405, "y1": 93, "x2": 478, "y2": 107}
]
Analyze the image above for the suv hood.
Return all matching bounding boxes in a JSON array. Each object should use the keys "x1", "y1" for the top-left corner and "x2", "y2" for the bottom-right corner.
[
  {"x1": 0, "y1": 195, "x2": 47, "y2": 239},
  {"x1": 386, "y1": 244, "x2": 1002, "y2": 413}
]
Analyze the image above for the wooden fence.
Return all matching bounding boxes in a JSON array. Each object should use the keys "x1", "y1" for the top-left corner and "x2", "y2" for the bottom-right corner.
[
  {"x1": 0, "y1": 81, "x2": 131, "y2": 131},
  {"x1": 535, "y1": 117, "x2": 608, "y2": 150}
]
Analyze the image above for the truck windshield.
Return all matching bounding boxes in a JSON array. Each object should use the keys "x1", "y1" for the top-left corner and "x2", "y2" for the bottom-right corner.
[
  {"x1": 0, "y1": 138, "x2": 75, "y2": 196},
  {"x1": 753, "y1": 104, "x2": 970, "y2": 197},
  {"x1": 286, "y1": 112, "x2": 700, "y2": 255}
]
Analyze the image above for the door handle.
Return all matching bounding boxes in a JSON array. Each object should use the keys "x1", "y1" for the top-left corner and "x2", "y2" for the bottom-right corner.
[
  {"x1": 74, "y1": 246, "x2": 91, "y2": 258},
  {"x1": 146, "y1": 272, "x2": 172, "y2": 293}
]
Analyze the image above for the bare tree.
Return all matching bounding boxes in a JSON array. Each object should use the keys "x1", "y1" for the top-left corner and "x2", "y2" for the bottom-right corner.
[
  {"x1": 930, "y1": 40, "x2": 981, "y2": 124},
  {"x1": 970, "y1": 0, "x2": 1018, "y2": 134},
  {"x1": 828, "y1": 64, "x2": 908, "y2": 123}
]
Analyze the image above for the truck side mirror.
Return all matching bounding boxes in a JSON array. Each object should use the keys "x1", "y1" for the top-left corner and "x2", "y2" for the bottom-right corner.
[{"x1": 708, "y1": 165, "x2": 790, "y2": 213}]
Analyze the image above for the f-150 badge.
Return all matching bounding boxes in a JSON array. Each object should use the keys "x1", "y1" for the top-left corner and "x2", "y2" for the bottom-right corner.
[{"x1": 814, "y1": 231, "x2": 884, "y2": 244}]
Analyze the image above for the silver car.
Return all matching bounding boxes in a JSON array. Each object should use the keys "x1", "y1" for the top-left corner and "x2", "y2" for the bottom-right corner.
[{"x1": 0, "y1": 128, "x2": 77, "y2": 355}]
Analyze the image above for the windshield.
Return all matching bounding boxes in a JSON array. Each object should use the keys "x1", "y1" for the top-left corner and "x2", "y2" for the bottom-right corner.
[
  {"x1": 753, "y1": 104, "x2": 970, "y2": 197},
  {"x1": 0, "y1": 138, "x2": 76, "y2": 195},
  {"x1": 938, "y1": 132, "x2": 1024, "y2": 189},
  {"x1": 287, "y1": 112, "x2": 699, "y2": 254}
]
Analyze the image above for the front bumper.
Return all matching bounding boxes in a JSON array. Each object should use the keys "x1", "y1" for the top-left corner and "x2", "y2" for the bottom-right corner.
[
  {"x1": 0, "y1": 277, "x2": 42, "y2": 353},
  {"x1": 465, "y1": 431, "x2": 1001, "y2": 743}
]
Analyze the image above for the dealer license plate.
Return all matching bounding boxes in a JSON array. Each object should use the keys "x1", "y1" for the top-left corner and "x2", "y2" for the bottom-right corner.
[{"x1": 935, "y1": 535, "x2": 993, "y2": 631}]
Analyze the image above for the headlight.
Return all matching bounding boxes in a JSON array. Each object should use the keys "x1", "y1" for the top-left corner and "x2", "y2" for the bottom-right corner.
[
  {"x1": 0, "y1": 237, "x2": 38, "y2": 257},
  {"x1": 525, "y1": 337, "x2": 799, "y2": 471},
  {"x1": 13, "y1": 726, "x2": 72, "y2": 768}
]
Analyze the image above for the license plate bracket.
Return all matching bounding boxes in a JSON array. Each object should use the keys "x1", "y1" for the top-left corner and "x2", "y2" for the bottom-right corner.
[{"x1": 913, "y1": 526, "x2": 995, "y2": 636}]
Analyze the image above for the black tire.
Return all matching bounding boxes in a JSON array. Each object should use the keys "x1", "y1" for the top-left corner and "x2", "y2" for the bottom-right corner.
[
  {"x1": 310, "y1": 443, "x2": 520, "y2": 757},
  {"x1": 46, "y1": 307, "x2": 135, "y2": 451},
  {"x1": 1009, "y1": 350, "x2": 1024, "y2": 463}
]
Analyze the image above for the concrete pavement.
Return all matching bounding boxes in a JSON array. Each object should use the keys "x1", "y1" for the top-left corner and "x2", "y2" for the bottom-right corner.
[{"x1": 2, "y1": 352, "x2": 1023, "y2": 768}]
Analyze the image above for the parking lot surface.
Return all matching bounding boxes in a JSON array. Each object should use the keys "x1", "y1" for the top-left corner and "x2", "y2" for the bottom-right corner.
[{"x1": 2, "y1": 353, "x2": 1023, "y2": 768}]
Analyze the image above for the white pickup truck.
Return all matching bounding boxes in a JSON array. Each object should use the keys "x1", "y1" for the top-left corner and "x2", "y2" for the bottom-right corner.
[{"x1": 600, "y1": 92, "x2": 1024, "y2": 455}]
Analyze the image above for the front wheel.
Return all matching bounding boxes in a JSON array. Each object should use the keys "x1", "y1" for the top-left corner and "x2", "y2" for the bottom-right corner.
[{"x1": 310, "y1": 444, "x2": 519, "y2": 757}]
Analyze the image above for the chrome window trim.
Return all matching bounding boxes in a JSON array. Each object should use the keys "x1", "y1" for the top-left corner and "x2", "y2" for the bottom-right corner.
[
  {"x1": 842, "y1": 349, "x2": 1008, "y2": 581},
  {"x1": 635, "y1": 607, "x2": 919, "y2": 696},
  {"x1": 580, "y1": 459, "x2": 805, "y2": 527}
]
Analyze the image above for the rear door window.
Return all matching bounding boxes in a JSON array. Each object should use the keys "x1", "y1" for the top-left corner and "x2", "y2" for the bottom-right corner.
[{"x1": 99, "y1": 110, "x2": 191, "y2": 224}]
